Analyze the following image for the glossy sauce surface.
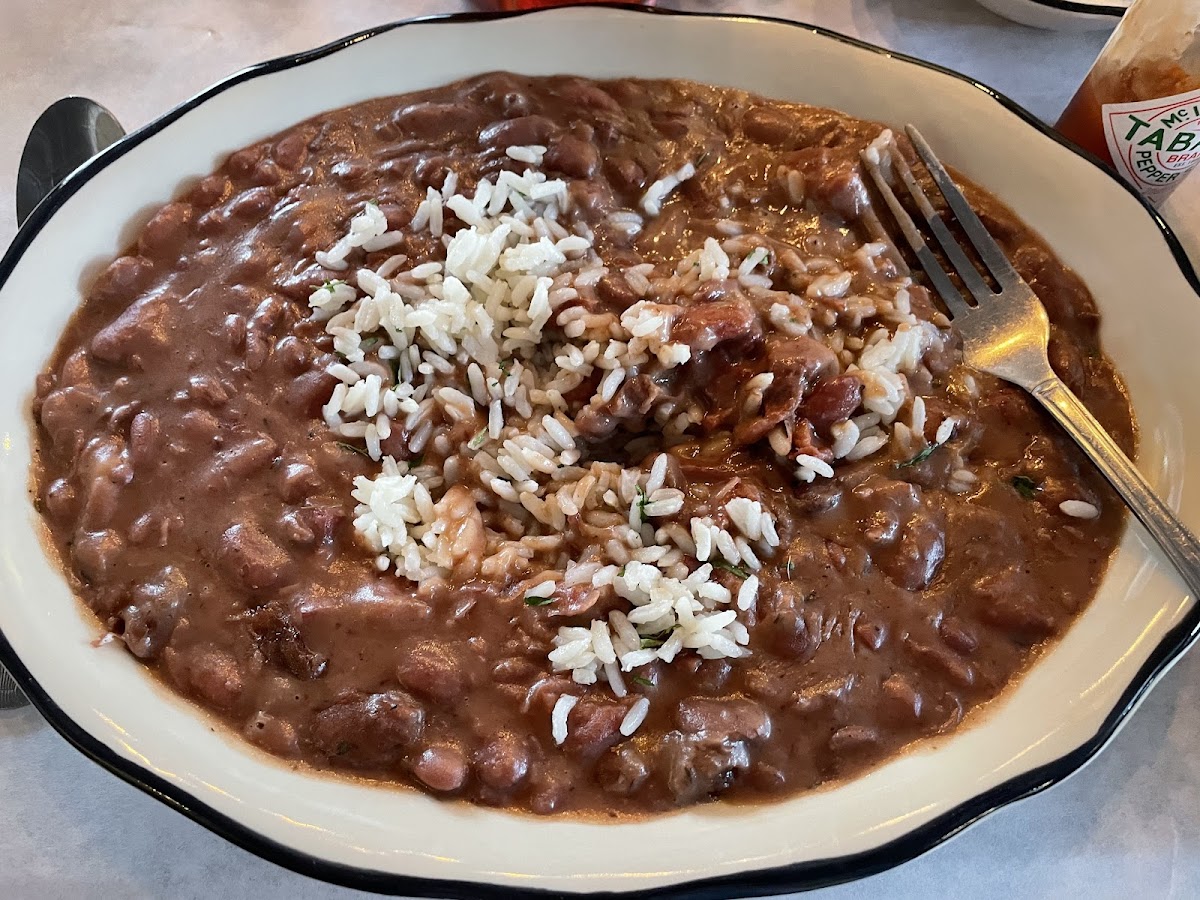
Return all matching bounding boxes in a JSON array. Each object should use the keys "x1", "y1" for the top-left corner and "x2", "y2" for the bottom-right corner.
[{"x1": 31, "y1": 74, "x2": 1133, "y2": 814}]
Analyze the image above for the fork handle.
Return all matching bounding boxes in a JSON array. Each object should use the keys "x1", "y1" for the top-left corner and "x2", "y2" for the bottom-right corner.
[{"x1": 1033, "y1": 377, "x2": 1200, "y2": 601}]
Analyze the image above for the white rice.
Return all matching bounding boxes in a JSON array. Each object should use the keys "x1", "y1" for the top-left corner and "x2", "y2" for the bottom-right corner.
[
  {"x1": 619, "y1": 697, "x2": 651, "y2": 737},
  {"x1": 1061, "y1": 499, "x2": 1100, "y2": 519},
  {"x1": 551, "y1": 693, "x2": 578, "y2": 745},
  {"x1": 641, "y1": 161, "x2": 697, "y2": 216},
  {"x1": 307, "y1": 144, "x2": 950, "y2": 723}
]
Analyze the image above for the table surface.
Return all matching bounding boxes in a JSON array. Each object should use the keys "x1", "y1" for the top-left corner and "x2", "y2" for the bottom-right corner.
[{"x1": 2, "y1": 1, "x2": 1198, "y2": 898}]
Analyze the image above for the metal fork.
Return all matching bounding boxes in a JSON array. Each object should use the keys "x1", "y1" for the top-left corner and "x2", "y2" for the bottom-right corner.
[
  {"x1": 0, "y1": 668, "x2": 25, "y2": 709},
  {"x1": 862, "y1": 125, "x2": 1200, "y2": 602}
]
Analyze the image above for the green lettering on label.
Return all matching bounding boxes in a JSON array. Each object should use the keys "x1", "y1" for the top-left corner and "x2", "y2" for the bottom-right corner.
[
  {"x1": 1167, "y1": 131, "x2": 1196, "y2": 153},
  {"x1": 1137, "y1": 128, "x2": 1166, "y2": 150},
  {"x1": 1123, "y1": 114, "x2": 1153, "y2": 141}
]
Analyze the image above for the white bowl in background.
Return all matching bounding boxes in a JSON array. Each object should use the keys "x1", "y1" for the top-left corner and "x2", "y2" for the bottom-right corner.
[
  {"x1": 0, "y1": 6, "x2": 1197, "y2": 897},
  {"x1": 975, "y1": 0, "x2": 1129, "y2": 31}
]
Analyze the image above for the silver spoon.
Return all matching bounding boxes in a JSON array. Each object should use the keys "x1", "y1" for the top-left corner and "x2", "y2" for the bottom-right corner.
[
  {"x1": 2, "y1": 97, "x2": 125, "y2": 710},
  {"x1": 16, "y1": 96, "x2": 124, "y2": 224}
]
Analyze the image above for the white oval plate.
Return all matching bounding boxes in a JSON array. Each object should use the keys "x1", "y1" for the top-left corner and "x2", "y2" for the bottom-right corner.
[
  {"x1": 974, "y1": 0, "x2": 1128, "y2": 31},
  {"x1": 1, "y1": 7, "x2": 1197, "y2": 897}
]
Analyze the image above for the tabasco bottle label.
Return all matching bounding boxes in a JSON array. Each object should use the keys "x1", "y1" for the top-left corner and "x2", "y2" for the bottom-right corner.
[{"x1": 1102, "y1": 86, "x2": 1200, "y2": 204}]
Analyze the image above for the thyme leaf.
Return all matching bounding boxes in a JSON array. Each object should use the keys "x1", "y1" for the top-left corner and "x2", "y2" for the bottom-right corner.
[
  {"x1": 713, "y1": 558, "x2": 750, "y2": 579},
  {"x1": 1011, "y1": 475, "x2": 1041, "y2": 499},
  {"x1": 524, "y1": 596, "x2": 554, "y2": 607},
  {"x1": 895, "y1": 440, "x2": 944, "y2": 469},
  {"x1": 636, "y1": 485, "x2": 650, "y2": 521}
]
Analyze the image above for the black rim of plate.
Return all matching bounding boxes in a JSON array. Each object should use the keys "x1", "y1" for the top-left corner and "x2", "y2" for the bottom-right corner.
[
  {"x1": 1024, "y1": 0, "x2": 1128, "y2": 18},
  {"x1": 1, "y1": 5, "x2": 1197, "y2": 899}
]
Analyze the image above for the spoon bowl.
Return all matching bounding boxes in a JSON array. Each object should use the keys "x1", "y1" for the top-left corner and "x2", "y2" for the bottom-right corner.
[{"x1": 16, "y1": 96, "x2": 124, "y2": 227}]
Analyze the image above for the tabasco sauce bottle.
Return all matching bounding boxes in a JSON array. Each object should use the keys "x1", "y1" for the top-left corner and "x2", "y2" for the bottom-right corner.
[{"x1": 1057, "y1": 0, "x2": 1200, "y2": 205}]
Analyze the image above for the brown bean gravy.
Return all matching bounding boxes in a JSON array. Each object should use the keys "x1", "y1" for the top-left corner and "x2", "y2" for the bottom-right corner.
[{"x1": 30, "y1": 73, "x2": 1134, "y2": 815}]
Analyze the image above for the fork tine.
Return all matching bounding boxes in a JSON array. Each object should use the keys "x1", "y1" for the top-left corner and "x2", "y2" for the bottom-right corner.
[
  {"x1": 905, "y1": 125, "x2": 1024, "y2": 289},
  {"x1": 889, "y1": 148, "x2": 995, "y2": 305},
  {"x1": 860, "y1": 150, "x2": 972, "y2": 320}
]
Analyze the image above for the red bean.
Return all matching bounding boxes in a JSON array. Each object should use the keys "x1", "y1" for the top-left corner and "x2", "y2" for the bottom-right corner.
[
  {"x1": 42, "y1": 478, "x2": 77, "y2": 523},
  {"x1": 853, "y1": 616, "x2": 888, "y2": 651},
  {"x1": 164, "y1": 645, "x2": 244, "y2": 710},
  {"x1": 119, "y1": 565, "x2": 187, "y2": 659},
  {"x1": 292, "y1": 580, "x2": 432, "y2": 633},
  {"x1": 191, "y1": 174, "x2": 231, "y2": 207},
  {"x1": 413, "y1": 744, "x2": 469, "y2": 792},
  {"x1": 278, "y1": 460, "x2": 320, "y2": 502},
  {"x1": 394, "y1": 102, "x2": 486, "y2": 141},
  {"x1": 828, "y1": 725, "x2": 880, "y2": 753},
  {"x1": 675, "y1": 698, "x2": 771, "y2": 742},
  {"x1": 273, "y1": 335, "x2": 310, "y2": 374},
  {"x1": 89, "y1": 255, "x2": 152, "y2": 306},
  {"x1": 544, "y1": 135, "x2": 599, "y2": 179},
  {"x1": 215, "y1": 522, "x2": 294, "y2": 590},
  {"x1": 564, "y1": 700, "x2": 632, "y2": 758},
  {"x1": 271, "y1": 131, "x2": 309, "y2": 170},
  {"x1": 597, "y1": 745, "x2": 650, "y2": 795},
  {"x1": 743, "y1": 105, "x2": 796, "y2": 146},
  {"x1": 90, "y1": 296, "x2": 170, "y2": 364},
  {"x1": 244, "y1": 331, "x2": 268, "y2": 371},
  {"x1": 479, "y1": 115, "x2": 556, "y2": 149},
  {"x1": 244, "y1": 713, "x2": 300, "y2": 757},
  {"x1": 137, "y1": 202, "x2": 194, "y2": 257},
  {"x1": 939, "y1": 616, "x2": 980, "y2": 655},
  {"x1": 226, "y1": 186, "x2": 275, "y2": 221},
  {"x1": 186, "y1": 374, "x2": 230, "y2": 408},
  {"x1": 555, "y1": 79, "x2": 622, "y2": 114},
  {"x1": 905, "y1": 637, "x2": 975, "y2": 687},
  {"x1": 38, "y1": 385, "x2": 100, "y2": 452},
  {"x1": 473, "y1": 731, "x2": 529, "y2": 791},
  {"x1": 252, "y1": 159, "x2": 282, "y2": 187},
  {"x1": 309, "y1": 691, "x2": 425, "y2": 767},
  {"x1": 396, "y1": 640, "x2": 473, "y2": 707},
  {"x1": 70, "y1": 529, "x2": 124, "y2": 582},
  {"x1": 880, "y1": 674, "x2": 924, "y2": 723}
]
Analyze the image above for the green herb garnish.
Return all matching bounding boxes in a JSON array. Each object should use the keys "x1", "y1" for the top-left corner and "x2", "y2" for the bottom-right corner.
[
  {"x1": 640, "y1": 636, "x2": 666, "y2": 649},
  {"x1": 895, "y1": 440, "x2": 943, "y2": 469},
  {"x1": 334, "y1": 441, "x2": 370, "y2": 457},
  {"x1": 636, "y1": 485, "x2": 650, "y2": 521},
  {"x1": 713, "y1": 558, "x2": 751, "y2": 579},
  {"x1": 321, "y1": 279, "x2": 345, "y2": 292},
  {"x1": 632, "y1": 675, "x2": 654, "y2": 688},
  {"x1": 1011, "y1": 475, "x2": 1041, "y2": 499},
  {"x1": 468, "y1": 428, "x2": 488, "y2": 450},
  {"x1": 524, "y1": 596, "x2": 554, "y2": 607},
  {"x1": 498, "y1": 358, "x2": 512, "y2": 375}
]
